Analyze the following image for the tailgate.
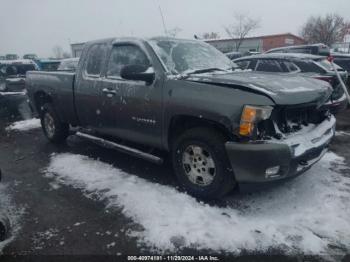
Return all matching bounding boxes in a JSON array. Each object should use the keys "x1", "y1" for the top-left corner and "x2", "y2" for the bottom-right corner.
[{"x1": 26, "y1": 71, "x2": 77, "y2": 124}]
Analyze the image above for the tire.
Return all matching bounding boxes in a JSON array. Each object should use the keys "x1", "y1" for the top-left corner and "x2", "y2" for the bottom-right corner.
[
  {"x1": 172, "y1": 127, "x2": 236, "y2": 199},
  {"x1": 0, "y1": 214, "x2": 10, "y2": 241},
  {"x1": 40, "y1": 103, "x2": 69, "y2": 144}
]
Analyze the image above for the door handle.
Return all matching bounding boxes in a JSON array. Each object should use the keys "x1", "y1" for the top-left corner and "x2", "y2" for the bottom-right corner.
[{"x1": 102, "y1": 88, "x2": 117, "y2": 95}]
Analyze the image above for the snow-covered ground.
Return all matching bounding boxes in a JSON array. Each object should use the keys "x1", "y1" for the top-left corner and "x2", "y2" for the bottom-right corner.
[
  {"x1": 336, "y1": 131, "x2": 350, "y2": 137},
  {"x1": 6, "y1": 118, "x2": 41, "y2": 132},
  {"x1": 0, "y1": 184, "x2": 22, "y2": 254},
  {"x1": 45, "y1": 152, "x2": 350, "y2": 255},
  {"x1": 0, "y1": 92, "x2": 26, "y2": 96}
]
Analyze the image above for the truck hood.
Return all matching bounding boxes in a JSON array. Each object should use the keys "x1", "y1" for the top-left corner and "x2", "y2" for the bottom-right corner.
[{"x1": 185, "y1": 71, "x2": 333, "y2": 106}]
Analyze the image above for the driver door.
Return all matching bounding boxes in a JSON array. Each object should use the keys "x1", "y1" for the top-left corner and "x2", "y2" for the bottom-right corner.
[{"x1": 101, "y1": 43, "x2": 163, "y2": 147}]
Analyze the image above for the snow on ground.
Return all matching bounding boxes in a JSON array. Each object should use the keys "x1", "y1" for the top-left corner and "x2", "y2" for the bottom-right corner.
[
  {"x1": 0, "y1": 92, "x2": 26, "y2": 96},
  {"x1": 6, "y1": 118, "x2": 40, "y2": 132},
  {"x1": 45, "y1": 152, "x2": 350, "y2": 255},
  {"x1": 336, "y1": 131, "x2": 350, "y2": 137},
  {"x1": 0, "y1": 184, "x2": 22, "y2": 254}
]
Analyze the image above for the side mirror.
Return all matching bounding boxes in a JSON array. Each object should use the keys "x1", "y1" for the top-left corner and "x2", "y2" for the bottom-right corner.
[{"x1": 120, "y1": 64, "x2": 155, "y2": 85}]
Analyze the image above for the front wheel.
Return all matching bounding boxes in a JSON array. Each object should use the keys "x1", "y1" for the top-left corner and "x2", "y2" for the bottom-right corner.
[
  {"x1": 172, "y1": 127, "x2": 236, "y2": 199},
  {"x1": 40, "y1": 103, "x2": 69, "y2": 144}
]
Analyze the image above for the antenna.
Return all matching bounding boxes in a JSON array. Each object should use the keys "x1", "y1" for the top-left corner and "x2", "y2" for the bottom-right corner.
[{"x1": 158, "y1": 5, "x2": 168, "y2": 36}]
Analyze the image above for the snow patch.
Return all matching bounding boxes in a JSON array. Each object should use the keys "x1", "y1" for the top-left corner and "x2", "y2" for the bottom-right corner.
[
  {"x1": 6, "y1": 118, "x2": 41, "y2": 131},
  {"x1": 0, "y1": 91, "x2": 26, "y2": 96},
  {"x1": 45, "y1": 152, "x2": 350, "y2": 254},
  {"x1": 336, "y1": 131, "x2": 350, "y2": 137}
]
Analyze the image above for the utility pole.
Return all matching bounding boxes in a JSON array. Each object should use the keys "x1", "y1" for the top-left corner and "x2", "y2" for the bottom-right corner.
[{"x1": 158, "y1": 5, "x2": 168, "y2": 36}]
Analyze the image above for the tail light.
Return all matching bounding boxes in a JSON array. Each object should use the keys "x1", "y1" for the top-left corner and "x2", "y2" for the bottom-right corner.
[{"x1": 313, "y1": 76, "x2": 334, "y2": 86}]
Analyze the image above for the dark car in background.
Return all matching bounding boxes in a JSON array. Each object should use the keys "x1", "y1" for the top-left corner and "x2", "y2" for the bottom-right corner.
[
  {"x1": 234, "y1": 53, "x2": 348, "y2": 113},
  {"x1": 0, "y1": 59, "x2": 38, "y2": 92},
  {"x1": 57, "y1": 57, "x2": 79, "y2": 71},
  {"x1": 23, "y1": 54, "x2": 38, "y2": 60},
  {"x1": 266, "y1": 43, "x2": 331, "y2": 56},
  {"x1": 331, "y1": 53, "x2": 350, "y2": 87},
  {"x1": 5, "y1": 54, "x2": 19, "y2": 60}
]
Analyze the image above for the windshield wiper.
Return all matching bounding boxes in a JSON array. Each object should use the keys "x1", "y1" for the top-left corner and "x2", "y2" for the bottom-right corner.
[
  {"x1": 180, "y1": 67, "x2": 228, "y2": 79},
  {"x1": 185, "y1": 67, "x2": 227, "y2": 75}
]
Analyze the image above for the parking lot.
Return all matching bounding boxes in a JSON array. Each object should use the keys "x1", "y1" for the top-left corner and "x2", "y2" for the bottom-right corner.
[{"x1": 0, "y1": 93, "x2": 349, "y2": 261}]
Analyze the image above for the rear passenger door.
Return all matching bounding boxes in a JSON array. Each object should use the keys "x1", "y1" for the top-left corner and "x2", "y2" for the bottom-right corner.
[{"x1": 75, "y1": 43, "x2": 117, "y2": 133}]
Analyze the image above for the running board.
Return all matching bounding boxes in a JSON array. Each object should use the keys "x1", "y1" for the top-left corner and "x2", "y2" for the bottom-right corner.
[{"x1": 75, "y1": 132, "x2": 163, "y2": 165}]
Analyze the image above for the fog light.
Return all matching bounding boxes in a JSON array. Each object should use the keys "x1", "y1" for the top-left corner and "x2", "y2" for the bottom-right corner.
[{"x1": 265, "y1": 166, "x2": 280, "y2": 178}]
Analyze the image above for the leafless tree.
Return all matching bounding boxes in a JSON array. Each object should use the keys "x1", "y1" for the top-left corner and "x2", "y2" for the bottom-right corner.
[
  {"x1": 52, "y1": 46, "x2": 64, "y2": 59},
  {"x1": 224, "y1": 13, "x2": 260, "y2": 51},
  {"x1": 201, "y1": 32, "x2": 220, "y2": 40},
  {"x1": 300, "y1": 14, "x2": 350, "y2": 46}
]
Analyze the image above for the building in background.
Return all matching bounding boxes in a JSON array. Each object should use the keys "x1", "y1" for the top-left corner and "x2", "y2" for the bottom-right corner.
[
  {"x1": 205, "y1": 33, "x2": 305, "y2": 53},
  {"x1": 71, "y1": 42, "x2": 85, "y2": 58}
]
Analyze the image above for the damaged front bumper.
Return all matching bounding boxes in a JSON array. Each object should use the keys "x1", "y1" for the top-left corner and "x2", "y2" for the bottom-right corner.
[{"x1": 225, "y1": 115, "x2": 336, "y2": 188}]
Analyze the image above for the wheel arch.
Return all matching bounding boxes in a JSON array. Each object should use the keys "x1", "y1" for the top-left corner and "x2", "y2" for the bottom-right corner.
[
  {"x1": 167, "y1": 115, "x2": 235, "y2": 151},
  {"x1": 33, "y1": 91, "x2": 53, "y2": 116}
]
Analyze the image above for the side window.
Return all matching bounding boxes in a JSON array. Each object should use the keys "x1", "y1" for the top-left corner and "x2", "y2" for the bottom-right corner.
[
  {"x1": 85, "y1": 44, "x2": 107, "y2": 76},
  {"x1": 294, "y1": 61, "x2": 324, "y2": 73},
  {"x1": 255, "y1": 59, "x2": 283, "y2": 72},
  {"x1": 235, "y1": 60, "x2": 250, "y2": 70},
  {"x1": 283, "y1": 61, "x2": 299, "y2": 72},
  {"x1": 106, "y1": 45, "x2": 150, "y2": 78}
]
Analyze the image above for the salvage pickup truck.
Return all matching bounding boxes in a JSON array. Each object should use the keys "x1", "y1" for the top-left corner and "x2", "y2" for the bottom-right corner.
[{"x1": 26, "y1": 37, "x2": 336, "y2": 199}]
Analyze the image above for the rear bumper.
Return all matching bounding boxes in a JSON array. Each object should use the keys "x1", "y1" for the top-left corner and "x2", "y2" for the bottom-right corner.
[{"x1": 225, "y1": 116, "x2": 336, "y2": 186}]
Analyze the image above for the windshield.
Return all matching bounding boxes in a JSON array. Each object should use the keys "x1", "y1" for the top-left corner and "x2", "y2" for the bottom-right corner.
[{"x1": 148, "y1": 39, "x2": 236, "y2": 75}]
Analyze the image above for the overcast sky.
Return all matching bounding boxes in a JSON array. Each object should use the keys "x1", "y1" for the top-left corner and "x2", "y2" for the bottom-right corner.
[{"x1": 1, "y1": 0, "x2": 349, "y2": 57}]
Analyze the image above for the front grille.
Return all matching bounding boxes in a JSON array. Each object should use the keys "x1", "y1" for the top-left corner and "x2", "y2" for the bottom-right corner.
[{"x1": 258, "y1": 104, "x2": 329, "y2": 139}]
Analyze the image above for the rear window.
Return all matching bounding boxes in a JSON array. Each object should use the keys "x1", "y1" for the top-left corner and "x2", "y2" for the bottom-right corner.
[
  {"x1": 316, "y1": 59, "x2": 344, "y2": 71},
  {"x1": 255, "y1": 59, "x2": 283, "y2": 72},
  {"x1": 293, "y1": 60, "x2": 324, "y2": 73}
]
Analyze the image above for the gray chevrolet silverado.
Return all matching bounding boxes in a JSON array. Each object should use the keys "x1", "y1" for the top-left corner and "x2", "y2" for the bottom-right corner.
[{"x1": 26, "y1": 37, "x2": 336, "y2": 199}]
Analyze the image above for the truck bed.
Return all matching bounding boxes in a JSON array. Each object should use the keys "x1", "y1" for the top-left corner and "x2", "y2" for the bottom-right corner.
[{"x1": 26, "y1": 71, "x2": 78, "y2": 125}]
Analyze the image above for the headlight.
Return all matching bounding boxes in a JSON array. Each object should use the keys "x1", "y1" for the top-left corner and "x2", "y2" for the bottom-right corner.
[
  {"x1": 0, "y1": 82, "x2": 6, "y2": 91},
  {"x1": 239, "y1": 105, "x2": 273, "y2": 137}
]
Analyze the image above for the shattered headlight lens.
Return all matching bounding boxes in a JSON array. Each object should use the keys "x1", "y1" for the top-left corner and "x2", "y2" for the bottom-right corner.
[{"x1": 239, "y1": 105, "x2": 273, "y2": 137}]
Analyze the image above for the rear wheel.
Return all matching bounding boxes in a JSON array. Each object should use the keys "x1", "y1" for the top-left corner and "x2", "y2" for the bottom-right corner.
[
  {"x1": 40, "y1": 103, "x2": 69, "y2": 144},
  {"x1": 172, "y1": 127, "x2": 236, "y2": 199}
]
